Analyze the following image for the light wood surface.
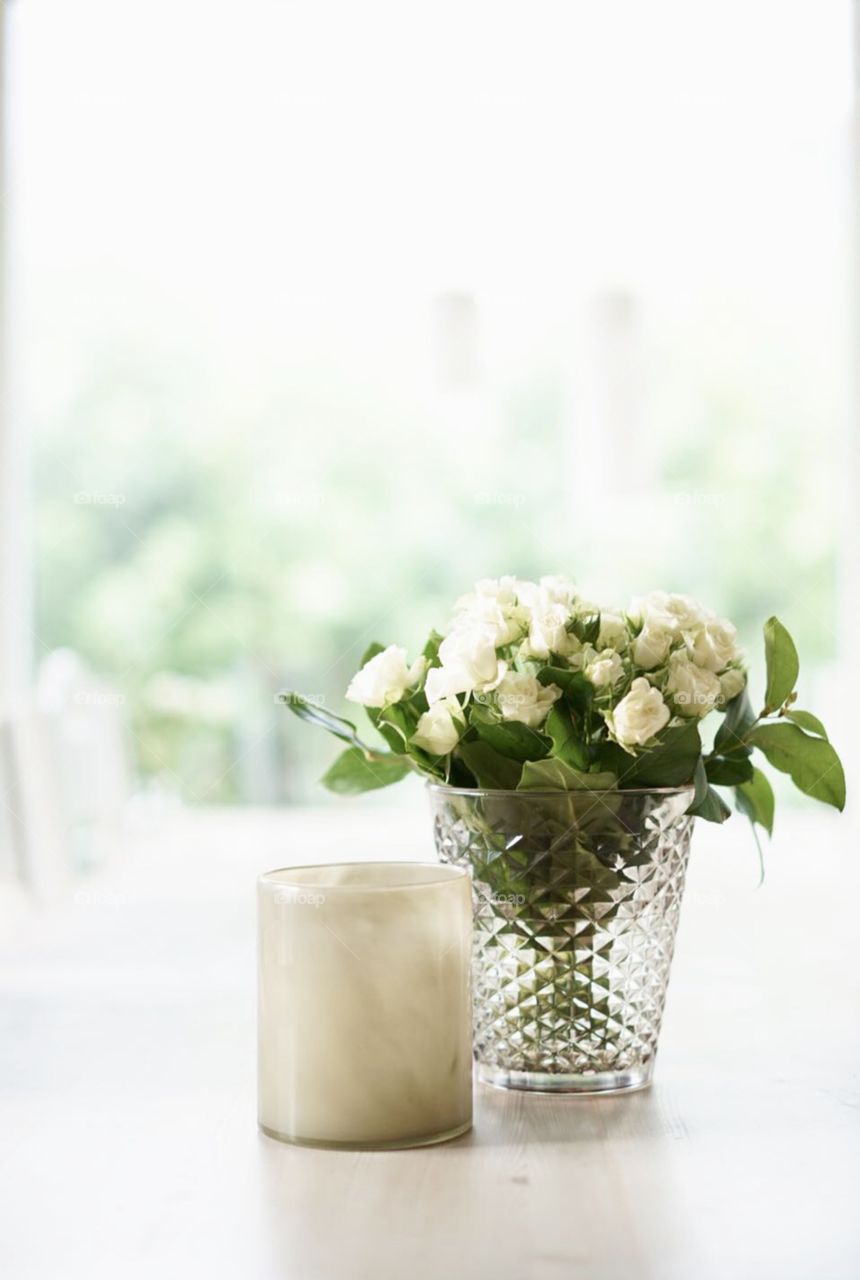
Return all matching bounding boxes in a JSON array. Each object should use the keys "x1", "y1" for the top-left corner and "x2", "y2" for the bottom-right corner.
[{"x1": 1, "y1": 801, "x2": 858, "y2": 1280}]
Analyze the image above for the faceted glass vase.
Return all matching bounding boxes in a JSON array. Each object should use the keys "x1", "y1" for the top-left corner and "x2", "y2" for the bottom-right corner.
[{"x1": 429, "y1": 784, "x2": 695, "y2": 1094}]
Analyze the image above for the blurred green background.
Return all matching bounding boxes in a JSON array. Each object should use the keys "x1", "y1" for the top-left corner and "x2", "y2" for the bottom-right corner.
[{"x1": 12, "y1": 0, "x2": 850, "y2": 804}]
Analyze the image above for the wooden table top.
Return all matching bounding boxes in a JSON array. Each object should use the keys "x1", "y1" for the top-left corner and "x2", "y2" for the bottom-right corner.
[{"x1": 2, "y1": 802, "x2": 858, "y2": 1280}]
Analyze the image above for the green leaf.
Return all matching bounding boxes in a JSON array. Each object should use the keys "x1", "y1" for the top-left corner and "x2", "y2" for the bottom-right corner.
[
  {"x1": 320, "y1": 747, "x2": 412, "y2": 794},
  {"x1": 692, "y1": 755, "x2": 709, "y2": 808},
  {"x1": 623, "y1": 722, "x2": 702, "y2": 787},
  {"x1": 362, "y1": 698, "x2": 412, "y2": 754},
  {"x1": 364, "y1": 712, "x2": 406, "y2": 753},
  {"x1": 447, "y1": 756, "x2": 479, "y2": 788},
  {"x1": 747, "y1": 722, "x2": 845, "y2": 811},
  {"x1": 763, "y1": 616, "x2": 799, "y2": 711},
  {"x1": 545, "y1": 704, "x2": 590, "y2": 770},
  {"x1": 713, "y1": 689, "x2": 756, "y2": 756},
  {"x1": 688, "y1": 784, "x2": 732, "y2": 823},
  {"x1": 571, "y1": 613, "x2": 601, "y2": 646},
  {"x1": 358, "y1": 642, "x2": 385, "y2": 667},
  {"x1": 279, "y1": 692, "x2": 376, "y2": 753},
  {"x1": 422, "y1": 631, "x2": 444, "y2": 663},
  {"x1": 376, "y1": 702, "x2": 418, "y2": 747},
  {"x1": 706, "y1": 755, "x2": 755, "y2": 786},
  {"x1": 405, "y1": 746, "x2": 447, "y2": 780},
  {"x1": 456, "y1": 740, "x2": 523, "y2": 790},
  {"x1": 734, "y1": 766, "x2": 775, "y2": 836},
  {"x1": 470, "y1": 711, "x2": 551, "y2": 763},
  {"x1": 518, "y1": 758, "x2": 618, "y2": 791},
  {"x1": 784, "y1": 709, "x2": 828, "y2": 740},
  {"x1": 537, "y1": 667, "x2": 593, "y2": 715}
]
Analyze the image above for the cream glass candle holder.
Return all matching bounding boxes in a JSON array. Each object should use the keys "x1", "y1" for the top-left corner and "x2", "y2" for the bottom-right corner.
[{"x1": 257, "y1": 861, "x2": 473, "y2": 1149}]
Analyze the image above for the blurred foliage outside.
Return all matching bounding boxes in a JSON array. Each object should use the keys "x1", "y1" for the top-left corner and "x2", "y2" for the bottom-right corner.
[{"x1": 33, "y1": 307, "x2": 840, "y2": 804}]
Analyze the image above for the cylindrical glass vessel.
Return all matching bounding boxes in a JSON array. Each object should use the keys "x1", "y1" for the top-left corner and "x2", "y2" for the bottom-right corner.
[
  {"x1": 258, "y1": 861, "x2": 472, "y2": 1148},
  {"x1": 429, "y1": 785, "x2": 694, "y2": 1094}
]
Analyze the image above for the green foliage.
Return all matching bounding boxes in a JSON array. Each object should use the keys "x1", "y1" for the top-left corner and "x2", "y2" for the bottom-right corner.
[
  {"x1": 320, "y1": 748, "x2": 412, "y2": 794},
  {"x1": 763, "y1": 616, "x2": 800, "y2": 712},
  {"x1": 456, "y1": 740, "x2": 523, "y2": 790},
  {"x1": 376, "y1": 703, "x2": 419, "y2": 750},
  {"x1": 745, "y1": 722, "x2": 845, "y2": 811},
  {"x1": 735, "y1": 766, "x2": 775, "y2": 837},
  {"x1": 713, "y1": 689, "x2": 756, "y2": 756},
  {"x1": 278, "y1": 693, "x2": 374, "y2": 753},
  {"x1": 616, "y1": 723, "x2": 702, "y2": 788},
  {"x1": 688, "y1": 784, "x2": 732, "y2": 823},
  {"x1": 359, "y1": 642, "x2": 386, "y2": 667},
  {"x1": 422, "y1": 632, "x2": 444, "y2": 663},
  {"x1": 688, "y1": 757, "x2": 731, "y2": 823},
  {"x1": 544, "y1": 704, "x2": 591, "y2": 770},
  {"x1": 468, "y1": 710, "x2": 551, "y2": 763},
  {"x1": 705, "y1": 755, "x2": 754, "y2": 786},
  {"x1": 537, "y1": 667, "x2": 593, "y2": 715},
  {"x1": 518, "y1": 759, "x2": 618, "y2": 791},
  {"x1": 783, "y1": 709, "x2": 828, "y2": 740}
]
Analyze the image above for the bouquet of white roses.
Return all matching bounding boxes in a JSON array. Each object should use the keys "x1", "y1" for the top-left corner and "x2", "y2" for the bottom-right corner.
[{"x1": 282, "y1": 575, "x2": 845, "y2": 839}]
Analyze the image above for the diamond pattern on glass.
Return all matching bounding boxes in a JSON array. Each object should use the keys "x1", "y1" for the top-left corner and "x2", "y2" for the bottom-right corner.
[{"x1": 430, "y1": 788, "x2": 693, "y2": 1079}]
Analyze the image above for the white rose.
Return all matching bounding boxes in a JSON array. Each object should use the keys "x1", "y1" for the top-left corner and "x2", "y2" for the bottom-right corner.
[
  {"x1": 425, "y1": 628, "x2": 506, "y2": 704},
  {"x1": 662, "y1": 593, "x2": 709, "y2": 630},
  {"x1": 452, "y1": 577, "x2": 527, "y2": 646},
  {"x1": 631, "y1": 591, "x2": 707, "y2": 631},
  {"x1": 605, "y1": 677, "x2": 670, "y2": 748},
  {"x1": 513, "y1": 575, "x2": 578, "y2": 613},
  {"x1": 586, "y1": 648, "x2": 625, "y2": 688},
  {"x1": 495, "y1": 671, "x2": 562, "y2": 728},
  {"x1": 665, "y1": 652, "x2": 721, "y2": 718},
  {"x1": 627, "y1": 592, "x2": 659, "y2": 624},
  {"x1": 511, "y1": 578, "x2": 541, "y2": 608},
  {"x1": 687, "y1": 617, "x2": 739, "y2": 673},
  {"x1": 411, "y1": 699, "x2": 462, "y2": 756},
  {"x1": 538, "y1": 574, "x2": 578, "y2": 606},
  {"x1": 439, "y1": 629, "x2": 500, "y2": 685},
  {"x1": 597, "y1": 611, "x2": 628, "y2": 650},
  {"x1": 525, "y1": 602, "x2": 576, "y2": 659},
  {"x1": 719, "y1": 666, "x2": 747, "y2": 703},
  {"x1": 345, "y1": 645, "x2": 421, "y2": 708},
  {"x1": 566, "y1": 641, "x2": 593, "y2": 672},
  {"x1": 451, "y1": 599, "x2": 524, "y2": 648},
  {"x1": 632, "y1": 617, "x2": 678, "y2": 670},
  {"x1": 455, "y1": 575, "x2": 519, "y2": 609},
  {"x1": 572, "y1": 596, "x2": 600, "y2": 617},
  {"x1": 423, "y1": 665, "x2": 460, "y2": 704}
]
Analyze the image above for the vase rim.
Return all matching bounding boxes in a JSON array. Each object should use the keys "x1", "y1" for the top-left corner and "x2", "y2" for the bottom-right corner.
[{"x1": 426, "y1": 781, "x2": 696, "y2": 799}]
